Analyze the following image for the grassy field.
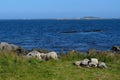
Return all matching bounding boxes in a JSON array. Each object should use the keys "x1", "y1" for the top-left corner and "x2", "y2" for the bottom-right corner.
[{"x1": 0, "y1": 50, "x2": 120, "y2": 80}]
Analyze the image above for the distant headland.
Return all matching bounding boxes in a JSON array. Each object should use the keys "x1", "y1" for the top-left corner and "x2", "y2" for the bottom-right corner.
[
  {"x1": 56, "y1": 16, "x2": 120, "y2": 20},
  {"x1": 81, "y1": 16, "x2": 101, "y2": 19},
  {"x1": 0, "y1": 16, "x2": 120, "y2": 20}
]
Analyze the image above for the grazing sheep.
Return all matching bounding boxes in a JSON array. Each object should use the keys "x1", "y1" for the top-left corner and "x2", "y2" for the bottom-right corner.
[
  {"x1": 45, "y1": 51, "x2": 58, "y2": 60},
  {"x1": 26, "y1": 50, "x2": 42, "y2": 60}
]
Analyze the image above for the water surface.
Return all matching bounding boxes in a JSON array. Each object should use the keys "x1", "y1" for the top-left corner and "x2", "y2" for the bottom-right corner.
[{"x1": 0, "y1": 19, "x2": 120, "y2": 52}]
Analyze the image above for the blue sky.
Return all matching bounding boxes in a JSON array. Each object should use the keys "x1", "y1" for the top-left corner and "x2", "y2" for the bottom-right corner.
[{"x1": 0, "y1": 0, "x2": 120, "y2": 19}]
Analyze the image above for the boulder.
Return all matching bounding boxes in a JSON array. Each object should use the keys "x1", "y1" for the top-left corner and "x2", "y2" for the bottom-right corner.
[
  {"x1": 88, "y1": 61, "x2": 98, "y2": 67},
  {"x1": 0, "y1": 42, "x2": 26, "y2": 55},
  {"x1": 112, "y1": 46, "x2": 120, "y2": 52},
  {"x1": 0, "y1": 42, "x2": 19, "y2": 51},
  {"x1": 80, "y1": 58, "x2": 90, "y2": 67},
  {"x1": 98, "y1": 62, "x2": 108, "y2": 69},
  {"x1": 74, "y1": 61, "x2": 81, "y2": 66},
  {"x1": 16, "y1": 47, "x2": 26, "y2": 55},
  {"x1": 91, "y1": 58, "x2": 98, "y2": 64},
  {"x1": 61, "y1": 31, "x2": 79, "y2": 34},
  {"x1": 88, "y1": 58, "x2": 98, "y2": 67},
  {"x1": 74, "y1": 58, "x2": 108, "y2": 69}
]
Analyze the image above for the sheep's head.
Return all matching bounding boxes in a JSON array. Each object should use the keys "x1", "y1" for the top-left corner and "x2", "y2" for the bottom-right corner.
[{"x1": 40, "y1": 53, "x2": 46, "y2": 58}]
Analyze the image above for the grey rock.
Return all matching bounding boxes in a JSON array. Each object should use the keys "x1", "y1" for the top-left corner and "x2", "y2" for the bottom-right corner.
[
  {"x1": 0, "y1": 42, "x2": 26, "y2": 55},
  {"x1": 112, "y1": 46, "x2": 120, "y2": 52},
  {"x1": 89, "y1": 58, "x2": 98, "y2": 67},
  {"x1": 16, "y1": 47, "x2": 26, "y2": 55},
  {"x1": 91, "y1": 58, "x2": 98, "y2": 64},
  {"x1": 80, "y1": 58, "x2": 90, "y2": 67},
  {"x1": 0, "y1": 42, "x2": 19, "y2": 51},
  {"x1": 89, "y1": 61, "x2": 98, "y2": 67},
  {"x1": 74, "y1": 61, "x2": 81, "y2": 66},
  {"x1": 98, "y1": 62, "x2": 108, "y2": 69}
]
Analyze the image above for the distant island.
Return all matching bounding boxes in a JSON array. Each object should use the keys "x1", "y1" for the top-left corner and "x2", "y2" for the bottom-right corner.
[
  {"x1": 0, "y1": 16, "x2": 120, "y2": 20},
  {"x1": 81, "y1": 16, "x2": 101, "y2": 19},
  {"x1": 56, "y1": 16, "x2": 120, "y2": 20}
]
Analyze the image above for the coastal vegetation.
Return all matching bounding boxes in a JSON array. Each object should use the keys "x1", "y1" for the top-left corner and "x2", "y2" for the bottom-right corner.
[{"x1": 0, "y1": 49, "x2": 120, "y2": 80}]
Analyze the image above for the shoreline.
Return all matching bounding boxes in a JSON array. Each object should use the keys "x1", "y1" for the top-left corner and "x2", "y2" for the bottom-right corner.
[
  {"x1": 0, "y1": 42, "x2": 120, "y2": 55},
  {"x1": 0, "y1": 18, "x2": 120, "y2": 21}
]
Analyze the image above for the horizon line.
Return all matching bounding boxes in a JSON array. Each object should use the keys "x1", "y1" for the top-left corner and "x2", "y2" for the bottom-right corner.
[{"x1": 0, "y1": 18, "x2": 120, "y2": 20}]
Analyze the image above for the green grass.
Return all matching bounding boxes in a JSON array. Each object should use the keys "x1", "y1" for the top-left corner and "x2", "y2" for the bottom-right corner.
[{"x1": 0, "y1": 51, "x2": 120, "y2": 80}]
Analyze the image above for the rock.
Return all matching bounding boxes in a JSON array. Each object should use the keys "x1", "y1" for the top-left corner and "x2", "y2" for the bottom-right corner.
[
  {"x1": 0, "y1": 42, "x2": 26, "y2": 55},
  {"x1": 61, "y1": 31, "x2": 79, "y2": 34},
  {"x1": 80, "y1": 58, "x2": 90, "y2": 67},
  {"x1": 26, "y1": 50, "x2": 42, "y2": 60},
  {"x1": 16, "y1": 47, "x2": 27, "y2": 55},
  {"x1": 112, "y1": 46, "x2": 120, "y2": 52},
  {"x1": 89, "y1": 61, "x2": 98, "y2": 67},
  {"x1": 91, "y1": 58, "x2": 98, "y2": 64},
  {"x1": 0, "y1": 42, "x2": 18, "y2": 51},
  {"x1": 84, "y1": 29, "x2": 102, "y2": 33},
  {"x1": 74, "y1": 58, "x2": 108, "y2": 69},
  {"x1": 74, "y1": 61, "x2": 81, "y2": 66},
  {"x1": 31, "y1": 48, "x2": 50, "y2": 53},
  {"x1": 93, "y1": 30, "x2": 102, "y2": 32},
  {"x1": 88, "y1": 58, "x2": 98, "y2": 67},
  {"x1": 98, "y1": 62, "x2": 108, "y2": 69}
]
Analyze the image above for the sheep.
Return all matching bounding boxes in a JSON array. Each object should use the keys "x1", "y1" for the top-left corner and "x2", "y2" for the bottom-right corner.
[
  {"x1": 45, "y1": 51, "x2": 58, "y2": 60},
  {"x1": 26, "y1": 50, "x2": 42, "y2": 60}
]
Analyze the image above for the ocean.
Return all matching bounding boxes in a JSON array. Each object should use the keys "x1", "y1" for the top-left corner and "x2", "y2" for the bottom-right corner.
[{"x1": 0, "y1": 19, "x2": 120, "y2": 52}]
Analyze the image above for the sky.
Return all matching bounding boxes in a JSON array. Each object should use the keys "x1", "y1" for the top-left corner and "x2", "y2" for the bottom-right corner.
[{"x1": 0, "y1": 0, "x2": 120, "y2": 19}]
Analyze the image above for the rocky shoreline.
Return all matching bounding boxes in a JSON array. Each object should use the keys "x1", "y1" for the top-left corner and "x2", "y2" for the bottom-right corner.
[
  {"x1": 0, "y1": 42, "x2": 120, "y2": 55},
  {"x1": 0, "y1": 42, "x2": 120, "y2": 70}
]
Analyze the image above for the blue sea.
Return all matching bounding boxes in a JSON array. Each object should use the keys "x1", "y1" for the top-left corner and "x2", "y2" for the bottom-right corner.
[{"x1": 0, "y1": 19, "x2": 120, "y2": 52}]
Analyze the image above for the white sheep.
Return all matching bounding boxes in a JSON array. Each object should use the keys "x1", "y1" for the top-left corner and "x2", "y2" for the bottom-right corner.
[
  {"x1": 26, "y1": 50, "x2": 42, "y2": 60},
  {"x1": 45, "y1": 51, "x2": 58, "y2": 60}
]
